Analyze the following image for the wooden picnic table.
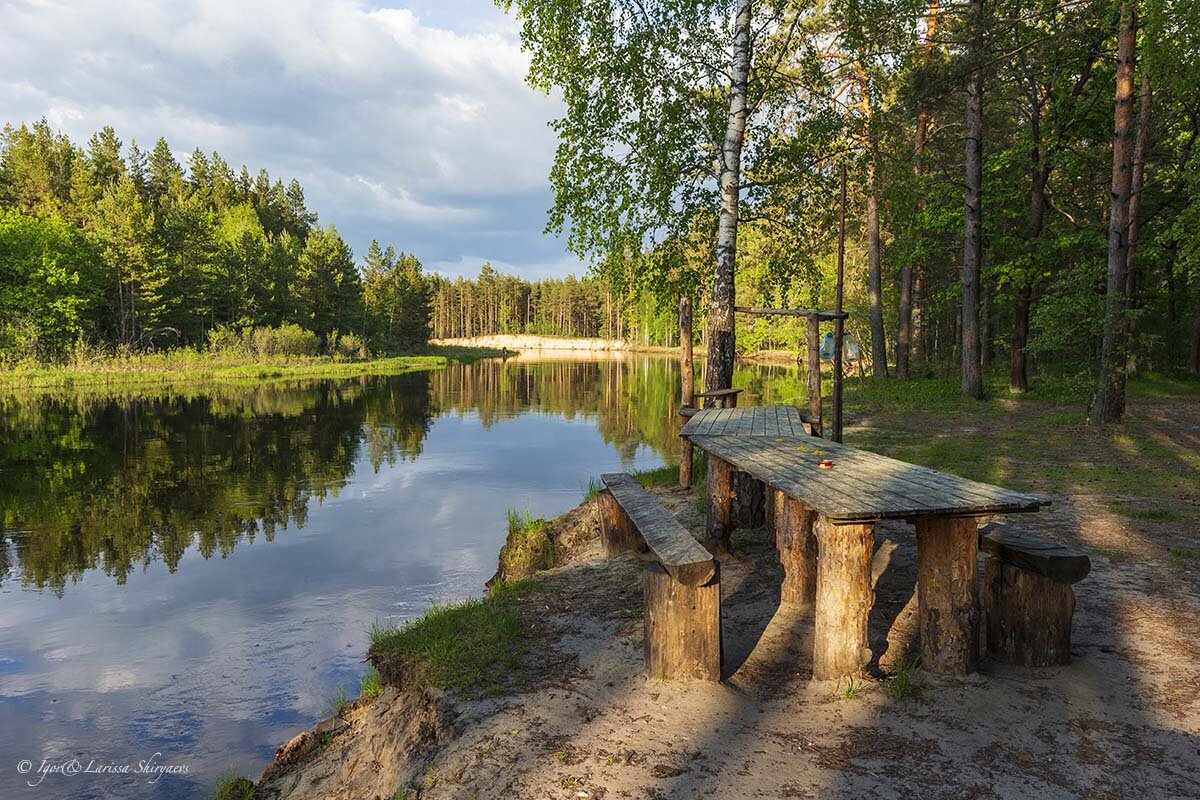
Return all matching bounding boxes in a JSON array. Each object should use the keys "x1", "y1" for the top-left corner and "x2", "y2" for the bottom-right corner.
[{"x1": 681, "y1": 405, "x2": 1051, "y2": 679}]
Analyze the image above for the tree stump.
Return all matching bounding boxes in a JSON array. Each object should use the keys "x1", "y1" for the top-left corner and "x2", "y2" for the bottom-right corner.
[
  {"x1": 984, "y1": 557, "x2": 1075, "y2": 666},
  {"x1": 915, "y1": 517, "x2": 980, "y2": 674},
  {"x1": 705, "y1": 455, "x2": 735, "y2": 554},
  {"x1": 643, "y1": 561, "x2": 722, "y2": 681},
  {"x1": 733, "y1": 472, "x2": 766, "y2": 528},
  {"x1": 598, "y1": 490, "x2": 642, "y2": 555},
  {"x1": 772, "y1": 489, "x2": 817, "y2": 607},
  {"x1": 812, "y1": 516, "x2": 874, "y2": 679}
]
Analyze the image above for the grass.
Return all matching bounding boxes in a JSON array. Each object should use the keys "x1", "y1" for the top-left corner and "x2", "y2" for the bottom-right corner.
[
  {"x1": 836, "y1": 675, "x2": 868, "y2": 699},
  {"x1": 367, "y1": 581, "x2": 532, "y2": 696},
  {"x1": 884, "y1": 661, "x2": 924, "y2": 701},
  {"x1": 1169, "y1": 547, "x2": 1200, "y2": 565},
  {"x1": 494, "y1": 509, "x2": 555, "y2": 582},
  {"x1": 1107, "y1": 502, "x2": 1193, "y2": 525},
  {"x1": 210, "y1": 770, "x2": 256, "y2": 800},
  {"x1": 325, "y1": 686, "x2": 350, "y2": 718},
  {"x1": 0, "y1": 345, "x2": 506, "y2": 392},
  {"x1": 359, "y1": 666, "x2": 383, "y2": 700}
]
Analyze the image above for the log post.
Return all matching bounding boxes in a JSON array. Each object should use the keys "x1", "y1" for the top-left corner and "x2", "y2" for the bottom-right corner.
[
  {"x1": 773, "y1": 490, "x2": 817, "y2": 607},
  {"x1": 643, "y1": 561, "x2": 722, "y2": 681},
  {"x1": 732, "y1": 472, "x2": 766, "y2": 528},
  {"x1": 915, "y1": 516, "x2": 980, "y2": 674},
  {"x1": 812, "y1": 515, "x2": 874, "y2": 679},
  {"x1": 984, "y1": 557, "x2": 1075, "y2": 666},
  {"x1": 598, "y1": 490, "x2": 642, "y2": 555},
  {"x1": 679, "y1": 295, "x2": 695, "y2": 488},
  {"x1": 807, "y1": 315, "x2": 823, "y2": 437},
  {"x1": 705, "y1": 455, "x2": 735, "y2": 554}
]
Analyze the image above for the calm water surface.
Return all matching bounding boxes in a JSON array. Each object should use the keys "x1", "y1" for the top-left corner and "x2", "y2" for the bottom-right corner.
[{"x1": 0, "y1": 356, "x2": 802, "y2": 798}]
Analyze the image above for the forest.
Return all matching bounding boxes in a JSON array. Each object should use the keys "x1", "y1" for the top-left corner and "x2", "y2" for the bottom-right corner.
[
  {"x1": 501, "y1": 0, "x2": 1200, "y2": 420},
  {"x1": 3, "y1": 0, "x2": 1199, "y2": 421},
  {"x1": 0, "y1": 122, "x2": 431, "y2": 360}
]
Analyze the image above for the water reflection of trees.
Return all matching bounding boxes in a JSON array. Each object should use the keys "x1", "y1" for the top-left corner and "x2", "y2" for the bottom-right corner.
[
  {"x1": 0, "y1": 357, "x2": 787, "y2": 593},
  {"x1": 0, "y1": 374, "x2": 436, "y2": 594}
]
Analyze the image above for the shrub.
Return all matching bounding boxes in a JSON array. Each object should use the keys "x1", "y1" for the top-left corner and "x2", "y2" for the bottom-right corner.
[
  {"x1": 207, "y1": 324, "x2": 249, "y2": 355},
  {"x1": 335, "y1": 332, "x2": 366, "y2": 359},
  {"x1": 249, "y1": 324, "x2": 320, "y2": 357}
]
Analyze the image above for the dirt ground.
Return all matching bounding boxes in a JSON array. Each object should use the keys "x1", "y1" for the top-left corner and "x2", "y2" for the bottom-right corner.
[
  {"x1": 412, "y1": 397, "x2": 1200, "y2": 800},
  {"x1": 260, "y1": 394, "x2": 1200, "y2": 799}
]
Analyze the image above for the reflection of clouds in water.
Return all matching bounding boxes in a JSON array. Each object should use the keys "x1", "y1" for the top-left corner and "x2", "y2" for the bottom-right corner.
[{"x1": 0, "y1": 357, "x2": 725, "y2": 799}]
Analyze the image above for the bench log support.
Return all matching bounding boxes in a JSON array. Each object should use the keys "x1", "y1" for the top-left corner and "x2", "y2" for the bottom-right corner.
[
  {"x1": 598, "y1": 490, "x2": 643, "y2": 555},
  {"x1": 644, "y1": 561, "x2": 722, "y2": 681},
  {"x1": 915, "y1": 517, "x2": 980, "y2": 674},
  {"x1": 772, "y1": 489, "x2": 817, "y2": 607},
  {"x1": 706, "y1": 455, "x2": 735, "y2": 554},
  {"x1": 812, "y1": 516, "x2": 874, "y2": 679},
  {"x1": 984, "y1": 559, "x2": 1074, "y2": 666}
]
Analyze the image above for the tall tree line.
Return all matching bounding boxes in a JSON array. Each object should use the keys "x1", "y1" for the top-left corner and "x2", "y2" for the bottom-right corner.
[
  {"x1": 0, "y1": 121, "x2": 431, "y2": 359},
  {"x1": 506, "y1": 0, "x2": 1200, "y2": 419},
  {"x1": 429, "y1": 265, "x2": 679, "y2": 346}
]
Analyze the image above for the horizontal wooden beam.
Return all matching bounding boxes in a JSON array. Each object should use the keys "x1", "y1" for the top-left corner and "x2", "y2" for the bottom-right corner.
[{"x1": 735, "y1": 306, "x2": 849, "y2": 321}]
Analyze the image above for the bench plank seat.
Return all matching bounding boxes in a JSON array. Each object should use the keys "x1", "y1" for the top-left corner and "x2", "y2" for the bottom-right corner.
[
  {"x1": 980, "y1": 523, "x2": 1090, "y2": 584},
  {"x1": 600, "y1": 473, "x2": 715, "y2": 586}
]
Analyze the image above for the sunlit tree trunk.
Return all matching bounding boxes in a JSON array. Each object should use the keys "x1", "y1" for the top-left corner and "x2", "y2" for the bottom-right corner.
[
  {"x1": 705, "y1": 0, "x2": 752, "y2": 397},
  {"x1": 961, "y1": 0, "x2": 985, "y2": 399},
  {"x1": 1096, "y1": 0, "x2": 1137, "y2": 424}
]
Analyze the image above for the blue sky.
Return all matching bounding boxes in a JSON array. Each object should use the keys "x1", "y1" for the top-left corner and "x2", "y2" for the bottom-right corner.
[{"x1": 0, "y1": 0, "x2": 585, "y2": 280}]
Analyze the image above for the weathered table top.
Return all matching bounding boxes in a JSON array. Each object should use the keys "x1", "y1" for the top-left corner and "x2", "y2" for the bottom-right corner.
[
  {"x1": 680, "y1": 405, "x2": 811, "y2": 438},
  {"x1": 682, "y1": 406, "x2": 1050, "y2": 524}
]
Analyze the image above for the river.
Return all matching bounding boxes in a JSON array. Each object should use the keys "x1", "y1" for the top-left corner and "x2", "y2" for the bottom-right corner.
[{"x1": 0, "y1": 355, "x2": 804, "y2": 799}]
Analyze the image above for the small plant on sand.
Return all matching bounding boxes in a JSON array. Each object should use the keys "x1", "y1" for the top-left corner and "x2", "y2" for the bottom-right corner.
[
  {"x1": 367, "y1": 581, "x2": 531, "y2": 695},
  {"x1": 560, "y1": 776, "x2": 582, "y2": 789},
  {"x1": 211, "y1": 770, "x2": 256, "y2": 800},
  {"x1": 325, "y1": 686, "x2": 349, "y2": 718},
  {"x1": 495, "y1": 509, "x2": 554, "y2": 582},
  {"x1": 359, "y1": 665, "x2": 383, "y2": 699},
  {"x1": 836, "y1": 675, "x2": 867, "y2": 700},
  {"x1": 885, "y1": 661, "x2": 924, "y2": 701}
]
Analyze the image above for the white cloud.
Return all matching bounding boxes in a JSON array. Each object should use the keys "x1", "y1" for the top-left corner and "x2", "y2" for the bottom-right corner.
[{"x1": 0, "y1": 0, "x2": 575, "y2": 276}]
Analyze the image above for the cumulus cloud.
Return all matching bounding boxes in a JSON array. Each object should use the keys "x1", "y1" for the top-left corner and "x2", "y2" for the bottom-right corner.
[{"x1": 0, "y1": 0, "x2": 585, "y2": 277}]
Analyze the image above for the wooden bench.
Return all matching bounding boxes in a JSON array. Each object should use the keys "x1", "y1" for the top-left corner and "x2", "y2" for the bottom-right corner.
[
  {"x1": 980, "y1": 523, "x2": 1091, "y2": 666},
  {"x1": 597, "y1": 473, "x2": 721, "y2": 681}
]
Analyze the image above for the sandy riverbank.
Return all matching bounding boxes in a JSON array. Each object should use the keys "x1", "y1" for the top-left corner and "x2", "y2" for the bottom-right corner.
[{"x1": 252, "y1": 447, "x2": 1200, "y2": 798}]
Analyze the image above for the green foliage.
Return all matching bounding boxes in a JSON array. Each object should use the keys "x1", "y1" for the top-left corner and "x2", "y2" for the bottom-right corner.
[
  {"x1": 0, "y1": 208, "x2": 105, "y2": 360},
  {"x1": 367, "y1": 581, "x2": 531, "y2": 695},
  {"x1": 0, "y1": 121, "x2": 431, "y2": 362}
]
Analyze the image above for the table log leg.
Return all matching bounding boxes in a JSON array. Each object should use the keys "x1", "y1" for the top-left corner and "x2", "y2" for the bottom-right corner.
[
  {"x1": 812, "y1": 515, "x2": 874, "y2": 679},
  {"x1": 773, "y1": 490, "x2": 817, "y2": 607},
  {"x1": 916, "y1": 516, "x2": 980, "y2": 674},
  {"x1": 705, "y1": 455, "x2": 735, "y2": 554}
]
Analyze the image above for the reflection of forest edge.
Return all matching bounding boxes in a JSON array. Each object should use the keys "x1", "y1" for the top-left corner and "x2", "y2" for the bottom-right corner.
[{"x1": 0, "y1": 358, "x2": 806, "y2": 593}]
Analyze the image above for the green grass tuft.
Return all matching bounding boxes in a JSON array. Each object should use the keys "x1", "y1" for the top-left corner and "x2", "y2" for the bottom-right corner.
[
  {"x1": 368, "y1": 581, "x2": 532, "y2": 695},
  {"x1": 884, "y1": 661, "x2": 924, "y2": 701},
  {"x1": 210, "y1": 770, "x2": 256, "y2": 800},
  {"x1": 495, "y1": 509, "x2": 554, "y2": 582},
  {"x1": 325, "y1": 686, "x2": 350, "y2": 718},
  {"x1": 359, "y1": 666, "x2": 383, "y2": 700}
]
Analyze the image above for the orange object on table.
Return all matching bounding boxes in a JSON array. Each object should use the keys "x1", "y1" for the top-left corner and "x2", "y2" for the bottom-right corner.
[{"x1": 817, "y1": 459, "x2": 834, "y2": 469}]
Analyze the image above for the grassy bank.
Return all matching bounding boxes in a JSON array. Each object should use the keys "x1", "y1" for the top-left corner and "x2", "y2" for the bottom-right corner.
[{"x1": 0, "y1": 345, "x2": 505, "y2": 391}]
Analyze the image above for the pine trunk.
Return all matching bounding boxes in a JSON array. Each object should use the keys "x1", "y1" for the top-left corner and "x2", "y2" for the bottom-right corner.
[
  {"x1": 1095, "y1": 1, "x2": 1137, "y2": 424},
  {"x1": 1125, "y1": 73, "x2": 1152, "y2": 376},
  {"x1": 961, "y1": 0, "x2": 985, "y2": 400}
]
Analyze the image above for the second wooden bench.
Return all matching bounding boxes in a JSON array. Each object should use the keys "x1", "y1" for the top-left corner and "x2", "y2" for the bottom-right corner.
[{"x1": 598, "y1": 473, "x2": 722, "y2": 681}]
